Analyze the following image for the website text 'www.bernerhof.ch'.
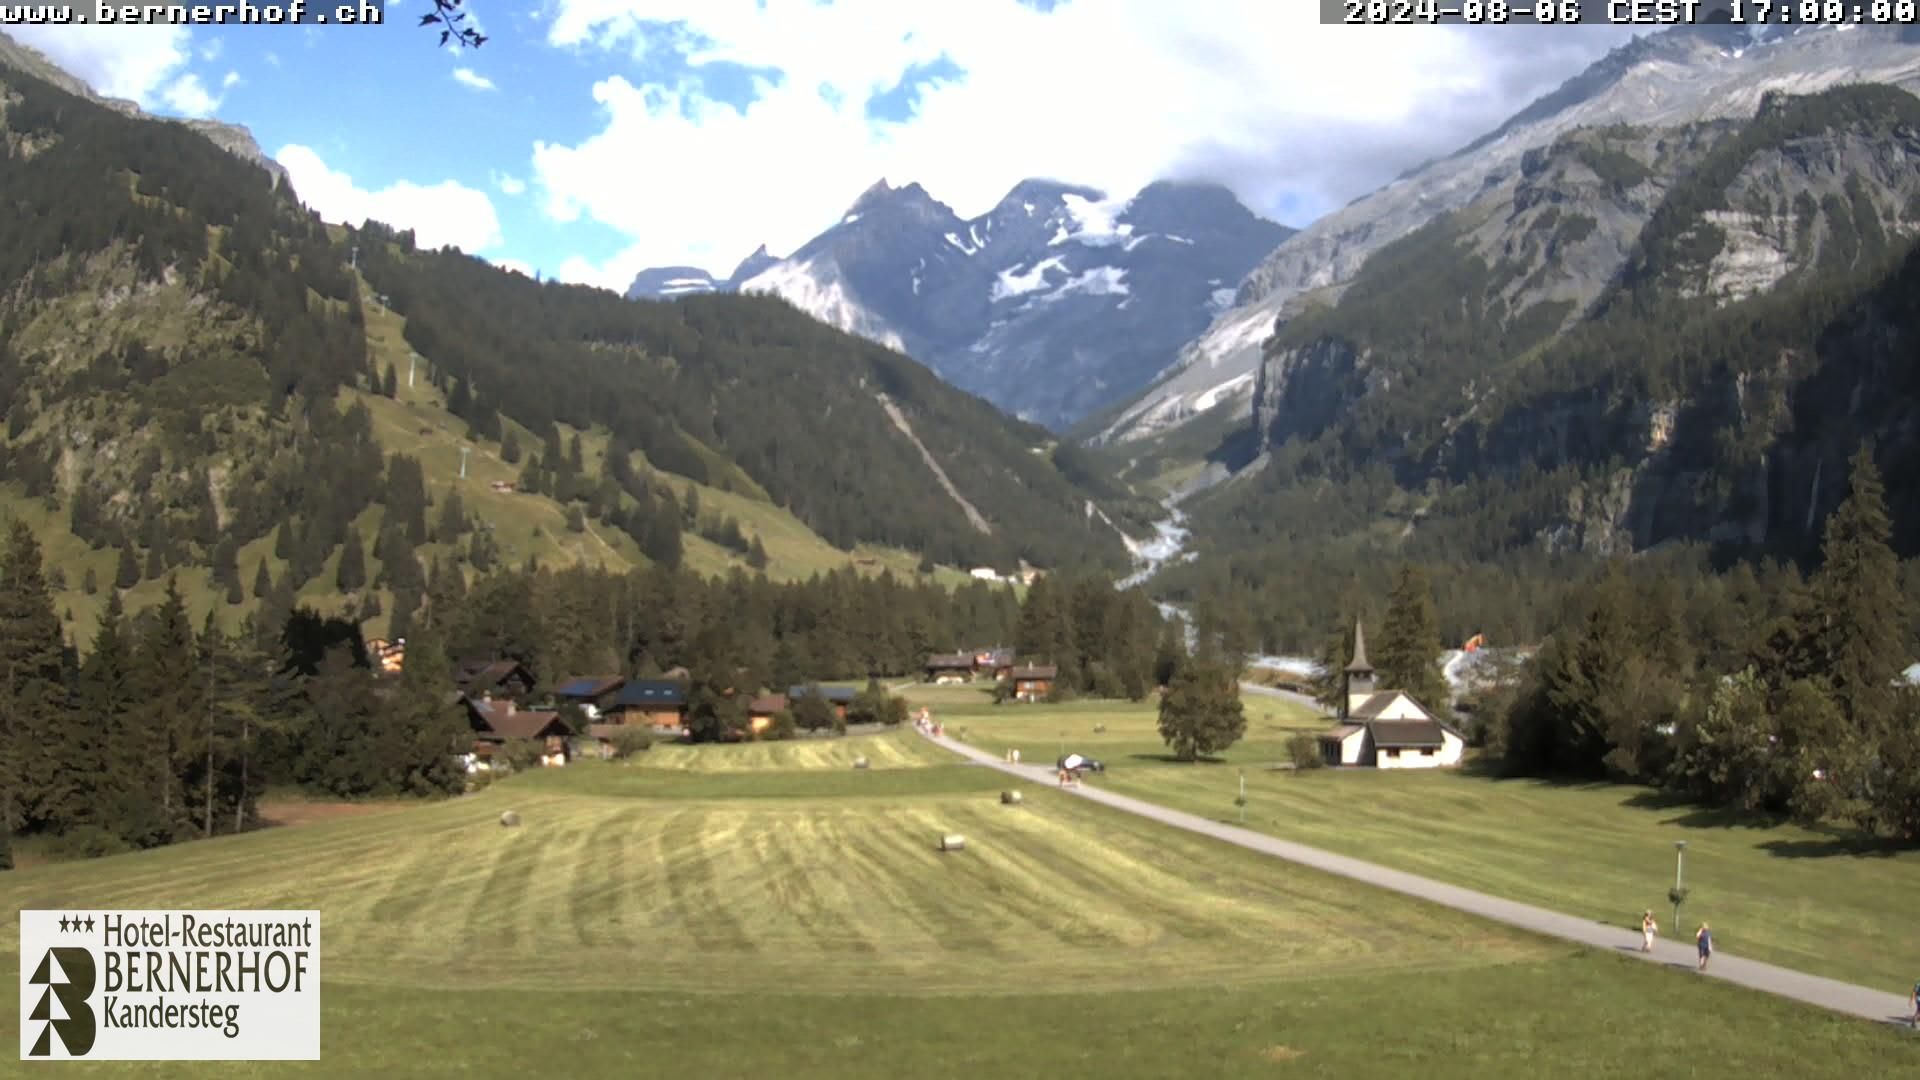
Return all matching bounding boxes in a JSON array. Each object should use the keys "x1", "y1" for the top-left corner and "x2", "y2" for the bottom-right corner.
[{"x1": 2, "y1": 0, "x2": 382, "y2": 26}]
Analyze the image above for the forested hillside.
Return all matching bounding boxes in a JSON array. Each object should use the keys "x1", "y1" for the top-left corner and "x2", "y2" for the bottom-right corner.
[
  {"x1": 1160, "y1": 86, "x2": 1920, "y2": 652},
  {"x1": 0, "y1": 45, "x2": 1145, "y2": 649}
]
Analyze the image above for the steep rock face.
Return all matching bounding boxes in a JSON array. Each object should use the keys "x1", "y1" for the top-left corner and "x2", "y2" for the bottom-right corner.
[
  {"x1": 1228, "y1": 85, "x2": 1920, "y2": 562},
  {"x1": 1101, "y1": 24, "x2": 1920, "y2": 446},
  {"x1": 624, "y1": 244, "x2": 784, "y2": 300}
]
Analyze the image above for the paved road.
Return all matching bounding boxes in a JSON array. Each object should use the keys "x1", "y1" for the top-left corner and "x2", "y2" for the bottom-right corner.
[{"x1": 917, "y1": 727, "x2": 1917, "y2": 1030}]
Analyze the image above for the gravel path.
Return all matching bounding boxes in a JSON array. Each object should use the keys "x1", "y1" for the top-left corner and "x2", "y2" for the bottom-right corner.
[{"x1": 918, "y1": 727, "x2": 1917, "y2": 1029}]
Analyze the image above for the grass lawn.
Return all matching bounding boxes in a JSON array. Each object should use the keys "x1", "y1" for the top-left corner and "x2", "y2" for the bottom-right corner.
[
  {"x1": 1100, "y1": 760, "x2": 1920, "y2": 995},
  {"x1": 901, "y1": 682, "x2": 1323, "y2": 767},
  {"x1": 2, "y1": 739, "x2": 1913, "y2": 1076}
]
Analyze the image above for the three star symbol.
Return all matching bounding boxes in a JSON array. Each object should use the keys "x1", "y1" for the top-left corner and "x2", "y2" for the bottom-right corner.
[{"x1": 56, "y1": 915, "x2": 95, "y2": 933}]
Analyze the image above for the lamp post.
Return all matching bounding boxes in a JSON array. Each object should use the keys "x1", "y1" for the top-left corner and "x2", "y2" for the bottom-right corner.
[
  {"x1": 1670, "y1": 840, "x2": 1689, "y2": 931},
  {"x1": 1236, "y1": 769, "x2": 1247, "y2": 825}
]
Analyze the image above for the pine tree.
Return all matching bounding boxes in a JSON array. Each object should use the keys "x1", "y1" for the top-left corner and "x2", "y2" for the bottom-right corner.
[
  {"x1": 336, "y1": 529, "x2": 367, "y2": 593},
  {"x1": 273, "y1": 522, "x2": 292, "y2": 560},
  {"x1": 436, "y1": 490, "x2": 466, "y2": 542},
  {"x1": 78, "y1": 591, "x2": 161, "y2": 844},
  {"x1": 132, "y1": 577, "x2": 200, "y2": 839},
  {"x1": 115, "y1": 536, "x2": 140, "y2": 589},
  {"x1": 568, "y1": 432, "x2": 584, "y2": 474},
  {"x1": 0, "y1": 821, "x2": 10, "y2": 870},
  {"x1": 253, "y1": 558, "x2": 273, "y2": 599},
  {"x1": 747, "y1": 536, "x2": 769, "y2": 571},
  {"x1": 1811, "y1": 447, "x2": 1904, "y2": 735},
  {"x1": 144, "y1": 543, "x2": 165, "y2": 580},
  {"x1": 500, "y1": 430, "x2": 521, "y2": 465},
  {"x1": 381, "y1": 365, "x2": 398, "y2": 398},
  {"x1": 1378, "y1": 565, "x2": 1450, "y2": 711},
  {"x1": 82, "y1": 567, "x2": 98, "y2": 595},
  {"x1": 0, "y1": 522, "x2": 72, "y2": 832},
  {"x1": 384, "y1": 627, "x2": 464, "y2": 795}
]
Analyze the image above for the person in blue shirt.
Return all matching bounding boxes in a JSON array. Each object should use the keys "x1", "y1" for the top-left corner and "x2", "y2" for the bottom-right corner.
[{"x1": 1695, "y1": 923, "x2": 1713, "y2": 971}]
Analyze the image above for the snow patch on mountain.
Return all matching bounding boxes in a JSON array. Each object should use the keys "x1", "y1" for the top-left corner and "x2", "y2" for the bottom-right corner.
[
  {"x1": 1056, "y1": 266, "x2": 1129, "y2": 298},
  {"x1": 991, "y1": 256, "x2": 1067, "y2": 301},
  {"x1": 1059, "y1": 193, "x2": 1135, "y2": 247},
  {"x1": 740, "y1": 257, "x2": 907, "y2": 353},
  {"x1": 944, "y1": 231, "x2": 979, "y2": 255}
]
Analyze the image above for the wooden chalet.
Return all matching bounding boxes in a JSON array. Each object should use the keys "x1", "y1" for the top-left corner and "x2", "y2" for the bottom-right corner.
[
  {"x1": 551, "y1": 675, "x2": 626, "y2": 718},
  {"x1": 1009, "y1": 664, "x2": 1057, "y2": 703},
  {"x1": 605, "y1": 679, "x2": 691, "y2": 733},
  {"x1": 454, "y1": 659, "x2": 537, "y2": 701},
  {"x1": 465, "y1": 697, "x2": 573, "y2": 767},
  {"x1": 924, "y1": 653, "x2": 976, "y2": 684},
  {"x1": 365, "y1": 637, "x2": 407, "y2": 674},
  {"x1": 747, "y1": 693, "x2": 788, "y2": 735},
  {"x1": 788, "y1": 684, "x2": 856, "y2": 720},
  {"x1": 975, "y1": 647, "x2": 1014, "y2": 680}
]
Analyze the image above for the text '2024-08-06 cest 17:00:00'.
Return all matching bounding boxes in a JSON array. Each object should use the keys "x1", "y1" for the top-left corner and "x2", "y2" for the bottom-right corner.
[{"x1": 1331, "y1": 0, "x2": 1919, "y2": 24}]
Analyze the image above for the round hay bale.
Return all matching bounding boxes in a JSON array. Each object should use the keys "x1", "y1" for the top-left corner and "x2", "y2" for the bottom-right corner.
[
  {"x1": 1093, "y1": 723, "x2": 1107, "y2": 734},
  {"x1": 999, "y1": 790, "x2": 1023, "y2": 805},
  {"x1": 938, "y1": 834, "x2": 967, "y2": 852},
  {"x1": 853, "y1": 756, "x2": 871, "y2": 770},
  {"x1": 499, "y1": 810, "x2": 521, "y2": 828}
]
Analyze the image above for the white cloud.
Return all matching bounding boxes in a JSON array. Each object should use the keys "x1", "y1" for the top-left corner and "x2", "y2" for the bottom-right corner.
[
  {"x1": 453, "y1": 67, "x2": 497, "y2": 92},
  {"x1": 492, "y1": 171, "x2": 528, "y2": 196},
  {"x1": 159, "y1": 72, "x2": 226, "y2": 118},
  {"x1": 198, "y1": 37, "x2": 223, "y2": 63},
  {"x1": 276, "y1": 144, "x2": 505, "y2": 253},
  {"x1": 6, "y1": 27, "x2": 195, "y2": 106},
  {"x1": 537, "y1": 0, "x2": 1641, "y2": 286},
  {"x1": 222, "y1": 70, "x2": 242, "y2": 90}
]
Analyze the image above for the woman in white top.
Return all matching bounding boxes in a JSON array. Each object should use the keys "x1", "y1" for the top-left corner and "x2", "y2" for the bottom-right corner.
[{"x1": 1641, "y1": 911, "x2": 1657, "y2": 952}]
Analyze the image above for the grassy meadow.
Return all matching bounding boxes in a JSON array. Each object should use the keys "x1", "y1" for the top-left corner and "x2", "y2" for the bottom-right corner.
[{"x1": 3, "y1": 726, "x2": 1915, "y2": 1076}]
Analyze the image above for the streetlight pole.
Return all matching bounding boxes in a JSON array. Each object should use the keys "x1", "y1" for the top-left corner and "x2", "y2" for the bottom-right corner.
[
  {"x1": 1237, "y1": 769, "x2": 1247, "y2": 825},
  {"x1": 1671, "y1": 840, "x2": 1688, "y2": 930}
]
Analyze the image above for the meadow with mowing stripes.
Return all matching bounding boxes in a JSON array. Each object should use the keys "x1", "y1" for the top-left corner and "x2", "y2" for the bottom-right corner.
[
  {"x1": 2, "y1": 733, "x2": 1915, "y2": 1077},
  {"x1": 901, "y1": 682, "x2": 1323, "y2": 766}
]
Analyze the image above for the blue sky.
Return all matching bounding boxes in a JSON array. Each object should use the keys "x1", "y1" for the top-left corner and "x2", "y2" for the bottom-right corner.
[{"x1": 13, "y1": 5, "x2": 1639, "y2": 290}]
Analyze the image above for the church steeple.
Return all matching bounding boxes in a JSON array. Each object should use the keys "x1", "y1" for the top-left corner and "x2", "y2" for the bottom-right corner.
[{"x1": 1344, "y1": 619, "x2": 1375, "y2": 717}]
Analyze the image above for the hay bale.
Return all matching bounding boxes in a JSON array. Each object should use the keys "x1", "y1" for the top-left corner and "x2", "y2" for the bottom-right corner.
[
  {"x1": 852, "y1": 756, "x2": 871, "y2": 770},
  {"x1": 1093, "y1": 723, "x2": 1107, "y2": 733},
  {"x1": 1000, "y1": 790, "x2": 1023, "y2": 805},
  {"x1": 938, "y1": 834, "x2": 966, "y2": 852},
  {"x1": 499, "y1": 810, "x2": 521, "y2": 828}
]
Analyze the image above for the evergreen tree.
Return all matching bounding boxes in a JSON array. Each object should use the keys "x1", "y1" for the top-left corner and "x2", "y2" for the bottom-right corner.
[
  {"x1": 1810, "y1": 448, "x2": 1904, "y2": 735},
  {"x1": 383, "y1": 626, "x2": 465, "y2": 796},
  {"x1": 1378, "y1": 565, "x2": 1450, "y2": 711},
  {"x1": 1152, "y1": 618, "x2": 1184, "y2": 688},
  {"x1": 1156, "y1": 655, "x2": 1246, "y2": 762},
  {"x1": 143, "y1": 542, "x2": 165, "y2": 580},
  {"x1": 565, "y1": 506, "x2": 586, "y2": 533},
  {"x1": 115, "y1": 536, "x2": 140, "y2": 589},
  {"x1": 132, "y1": 576, "x2": 200, "y2": 838},
  {"x1": 381, "y1": 364, "x2": 398, "y2": 398},
  {"x1": 82, "y1": 567, "x2": 98, "y2": 596},
  {"x1": 0, "y1": 822, "x2": 10, "y2": 870},
  {"x1": 500, "y1": 430, "x2": 521, "y2": 465},
  {"x1": 747, "y1": 536, "x2": 769, "y2": 572},
  {"x1": 273, "y1": 522, "x2": 292, "y2": 560},
  {"x1": 436, "y1": 490, "x2": 466, "y2": 542},
  {"x1": 253, "y1": 558, "x2": 273, "y2": 599},
  {"x1": 336, "y1": 529, "x2": 367, "y2": 593},
  {"x1": 0, "y1": 522, "x2": 72, "y2": 832},
  {"x1": 80, "y1": 591, "x2": 166, "y2": 845},
  {"x1": 568, "y1": 432, "x2": 584, "y2": 474}
]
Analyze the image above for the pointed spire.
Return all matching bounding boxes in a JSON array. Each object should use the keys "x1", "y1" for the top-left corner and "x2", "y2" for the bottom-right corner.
[{"x1": 1345, "y1": 618, "x2": 1373, "y2": 674}]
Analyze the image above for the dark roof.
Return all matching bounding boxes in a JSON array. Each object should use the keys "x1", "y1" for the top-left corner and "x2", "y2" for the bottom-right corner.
[
  {"x1": 612, "y1": 680, "x2": 689, "y2": 707},
  {"x1": 925, "y1": 653, "x2": 974, "y2": 669},
  {"x1": 466, "y1": 698, "x2": 571, "y2": 740},
  {"x1": 459, "y1": 660, "x2": 534, "y2": 694},
  {"x1": 1010, "y1": 664, "x2": 1058, "y2": 680},
  {"x1": 1368, "y1": 719, "x2": 1447, "y2": 749},
  {"x1": 554, "y1": 675, "x2": 625, "y2": 699},
  {"x1": 788, "y1": 685, "x2": 857, "y2": 703},
  {"x1": 747, "y1": 693, "x2": 789, "y2": 714},
  {"x1": 1318, "y1": 724, "x2": 1365, "y2": 743},
  {"x1": 1348, "y1": 691, "x2": 1434, "y2": 721},
  {"x1": 1345, "y1": 620, "x2": 1374, "y2": 675}
]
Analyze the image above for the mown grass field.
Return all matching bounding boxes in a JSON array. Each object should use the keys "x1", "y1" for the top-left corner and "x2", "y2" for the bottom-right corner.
[
  {"x1": 902, "y1": 682, "x2": 1323, "y2": 766},
  {"x1": 1097, "y1": 748, "x2": 1920, "y2": 994},
  {"x1": 2, "y1": 730, "x2": 1914, "y2": 1077}
]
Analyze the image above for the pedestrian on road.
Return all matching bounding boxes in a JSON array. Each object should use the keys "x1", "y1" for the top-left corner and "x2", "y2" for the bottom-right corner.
[
  {"x1": 1695, "y1": 923, "x2": 1713, "y2": 971},
  {"x1": 1641, "y1": 910, "x2": 1657, "y2": 952},
  {"x1": 1909, "y1": 978, "x2": 1918, "y2": 1028}
]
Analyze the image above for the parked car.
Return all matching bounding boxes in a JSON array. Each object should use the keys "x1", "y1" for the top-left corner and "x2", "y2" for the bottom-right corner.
[{"x1": 1057, "y1": 753, "x2": 1105, "y2": 774}]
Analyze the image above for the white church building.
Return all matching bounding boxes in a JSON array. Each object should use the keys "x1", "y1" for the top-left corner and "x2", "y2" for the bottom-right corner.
[{"x1": 1317, "y1": 620, "x2": 1466, "y2": 770}]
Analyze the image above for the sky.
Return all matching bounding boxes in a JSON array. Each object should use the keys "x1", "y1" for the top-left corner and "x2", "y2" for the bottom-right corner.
[{"x1": 11, "y1": 3, "x2": 1645, "y2": 293}]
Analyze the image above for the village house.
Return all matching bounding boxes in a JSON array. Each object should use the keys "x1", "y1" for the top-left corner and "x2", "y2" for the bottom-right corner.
[
  {"x1": 454, "y1": 659, "x2": 537, "y2": 701},
  {"x1": 746, "y1": 693, "x2": 788, "y2": 735},
  {"x1": 465, "y1": 697, "x2": 573, "y2": 769},
  {"x1": 365, "y1": 637, "x2": 407, "y2": 674},
  {"x1": 924, "y1": 653, "x2": 975, "y2": 684},
  {"x1": 1316, "y1": 621, "x2": 1465, "y2": 769},
  {"x1": 974, "y1": 647, "x2": 1014, "y2": 680},
  {"x1": 604, "y1": 679, "x2": 691, "y2": 735},
  {"x1": 551, "y1": 675, "x2": 626, "y2": 721},
  {"x1": 788, "y1": 684, "x2": 857, "y2": 720},
  {"x1": 1009, "y1": 664, "x2": 1057, "y2": 703}
]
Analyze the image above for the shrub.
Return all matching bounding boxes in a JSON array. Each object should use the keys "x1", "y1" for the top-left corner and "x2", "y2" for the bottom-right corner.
[
  {"x1": 881, "y1": 695, "x2": 908, "y2": 726},
  {"x1": 47, "y1": 825, "x2": 132, "y2": 861},
  {"x1": 607, "y1": 727, "x2": 653, "y2": 759},
  {"x1": 1287, "y1": 733, "x2": 1325, "y2": 770},
  {"x1": 766, "y1": 710, "x2": 797, "y2": 740},
  {"x1": 494, "y1": 740, "x2": 545, "y2": 773}
]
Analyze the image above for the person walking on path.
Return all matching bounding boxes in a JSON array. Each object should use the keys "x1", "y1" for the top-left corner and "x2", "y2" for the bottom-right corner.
[
  {"x1": 1641, "y1": 911, "x2": 1657, "y2": 952},
  {"x1": 1909, "y1": 978, "x2": 1918, "y2": 1028},
  {"x1": 1696, "y1": 923, "x2": 1713, "y2": 971}
]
